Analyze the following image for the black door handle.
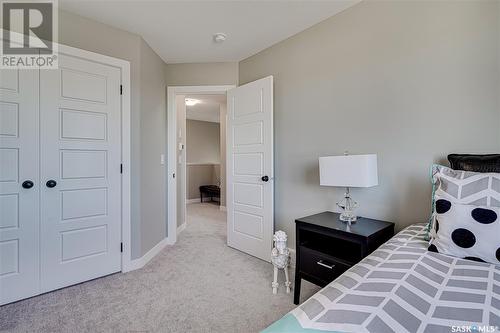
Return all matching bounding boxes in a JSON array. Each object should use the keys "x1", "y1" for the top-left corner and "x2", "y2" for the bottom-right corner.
[
  {"x1": 22, "y1": 180, "x2": 34, "y2": 189},
  {"x1": 261, "y1": 175, "x2": 269, "y2": 182},
  {"x1": 46, "y1": 180, "x2": 57, "y2": 188}
]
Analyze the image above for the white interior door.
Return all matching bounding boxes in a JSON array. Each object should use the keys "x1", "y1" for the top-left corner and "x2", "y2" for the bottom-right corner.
[
  {"x1": 39, "y1": 53, "x2": 122, "y2": 292},
  {"x1": 227, "y1": 76, "x2": 273, "y2": 262},
  {"x1": 0, "y1": 69, "x2": 40, "y2": 304}
]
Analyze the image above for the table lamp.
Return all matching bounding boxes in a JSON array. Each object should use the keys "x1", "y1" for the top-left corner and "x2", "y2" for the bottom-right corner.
[{"x1": 319, "y1": 154, "x2": 378, "y2": 223}]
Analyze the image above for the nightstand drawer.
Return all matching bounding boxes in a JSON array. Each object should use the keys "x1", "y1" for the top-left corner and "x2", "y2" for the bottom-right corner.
[{"x1": 299, "y1": 247, "x2": 350, "y2": 285}]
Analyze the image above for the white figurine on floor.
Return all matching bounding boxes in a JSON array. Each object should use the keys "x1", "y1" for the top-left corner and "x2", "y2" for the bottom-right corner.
[{"x1": 271, "y1": 230, "x2": 291, "y2": 294}]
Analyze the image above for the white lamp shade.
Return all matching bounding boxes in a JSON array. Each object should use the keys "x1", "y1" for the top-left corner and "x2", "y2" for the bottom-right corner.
[{"x1": 319, "y1": 154, "x2": 378, "y2": 188}]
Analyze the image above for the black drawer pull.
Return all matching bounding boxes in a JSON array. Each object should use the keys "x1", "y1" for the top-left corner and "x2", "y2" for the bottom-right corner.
[{"x1": 317, "y1": 260, "x2": 335, "y2": 269}]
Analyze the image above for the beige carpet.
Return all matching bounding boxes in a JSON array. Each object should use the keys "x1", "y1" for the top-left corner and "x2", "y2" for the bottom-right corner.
[{"x1": 0, "y1": 203, "x2": 319, "y2": 332}]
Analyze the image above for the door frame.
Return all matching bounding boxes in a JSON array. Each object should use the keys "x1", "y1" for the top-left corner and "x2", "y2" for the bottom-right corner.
[
  {"x1": 166, "y1": 85, "x2": 235, "y2": 245},
  {"x1": 56, "y1": 43, "x2": 133, "y2": 272}
]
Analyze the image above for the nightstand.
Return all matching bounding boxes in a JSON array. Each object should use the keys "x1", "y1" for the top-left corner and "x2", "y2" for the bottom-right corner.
[{"x1": 293, "y1": 211, "x2": 394, "y2": 305}]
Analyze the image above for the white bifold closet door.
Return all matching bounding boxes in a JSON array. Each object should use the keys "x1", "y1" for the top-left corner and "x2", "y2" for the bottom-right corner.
[
  {"x1": 0, "y1": 51, "x2": 122, "y2": 304},
  {"x1": 0, "y1": 69, "x2": 40, "y2": 304},
  {"x1": 39, "y1": 54, "x2": 122, "y2": 292}
]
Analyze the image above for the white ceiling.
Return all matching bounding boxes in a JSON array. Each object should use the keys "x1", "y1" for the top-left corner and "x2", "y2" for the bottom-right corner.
[
  {"x1": 186, "y1": 94, "x2": 226, "y2": 123},
  {"x1": 59, "y1": 0, "x2": 359, "y2": 64}
]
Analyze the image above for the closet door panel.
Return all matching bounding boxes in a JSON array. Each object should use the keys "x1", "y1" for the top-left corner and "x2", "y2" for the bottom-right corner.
[
  {"x1": 40, "y1": 54, "x2": 122, "y2": 292},
  {"x1": 0, "y1": 69, "x2": 40, "y2": 305}
]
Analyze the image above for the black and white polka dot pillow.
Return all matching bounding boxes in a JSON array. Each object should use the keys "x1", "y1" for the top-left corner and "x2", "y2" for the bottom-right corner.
[
  {"x1": 426, "y1": 164, "x2": 500, "y2": 241},
  {"x1": 428, "y1": 195, "x2": 500, "y2": 264}
]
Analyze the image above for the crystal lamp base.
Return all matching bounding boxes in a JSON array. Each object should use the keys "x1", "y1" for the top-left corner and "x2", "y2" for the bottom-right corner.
[{"x1": 337, "y1": 187, "x2": 358, "y2": 224}]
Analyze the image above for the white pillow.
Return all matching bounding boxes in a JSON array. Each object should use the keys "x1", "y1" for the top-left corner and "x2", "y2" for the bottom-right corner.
[
  {"x1": 427, "y1": 164, "x2": 500, "y2": 240},
  {"x1": 428, "y1": 195, "x2": 500, "y2": 265}
]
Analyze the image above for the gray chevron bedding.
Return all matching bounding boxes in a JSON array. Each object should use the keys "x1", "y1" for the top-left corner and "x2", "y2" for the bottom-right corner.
[{"x1": 263, "y1": 223, "x2": 500, "y2": 333}]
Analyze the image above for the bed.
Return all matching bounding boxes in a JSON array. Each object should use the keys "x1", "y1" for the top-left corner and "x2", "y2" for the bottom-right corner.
[{"x1": 263, "y1": 223, "x2": 500, "y2": 333}]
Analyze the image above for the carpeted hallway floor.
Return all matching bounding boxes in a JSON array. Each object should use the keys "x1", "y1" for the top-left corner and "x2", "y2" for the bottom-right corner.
[{"x1": 1, "y1": 203, "x2": 319, "y2": 333}]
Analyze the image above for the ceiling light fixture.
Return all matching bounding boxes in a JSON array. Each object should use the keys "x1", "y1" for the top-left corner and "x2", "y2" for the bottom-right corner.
[
  {"x1": 213, "y1": 33, "x2": 227, "y2": 43},
  {"x1": 185, "y1": 98, "x2": 200, "y2": 106}
]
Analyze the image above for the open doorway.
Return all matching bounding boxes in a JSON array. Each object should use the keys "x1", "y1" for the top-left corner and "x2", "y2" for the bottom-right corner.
[
  {"x1": 167, "y1": 77, "x2": 273, "y2": 262},
  {"x1": 167, "y1": 85, "x2": 234, "y2": 245},
  {"x1": 178, "y1": 94, "x2": 227, "y2": 234}
]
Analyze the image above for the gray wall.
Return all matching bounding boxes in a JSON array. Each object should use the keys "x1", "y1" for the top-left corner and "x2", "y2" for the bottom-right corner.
[
  {"x1": 186, "y1": 119, "x2": 221, "y2": 201},
  {"x1": 165, "y1": 62, "x2": 238, "y2": 86},
  {"x1": 239, "y1": 1, "x2": 500, "y2": 247},
  {"x1": 59, "y1": 10, "x2": 167, "y2": 258},
  {"x1": 139, "y1": 39, "x2": 168, "y2": 256},
  {"x1": 186, "y1": 120, "x2": 220, "y2": 164},
  {"x1": 187, "y1": 165, "x2": 220, "y2": 200}
]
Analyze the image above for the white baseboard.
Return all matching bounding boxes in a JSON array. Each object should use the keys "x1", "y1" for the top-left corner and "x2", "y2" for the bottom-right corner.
[
  {"x1": 125, "y1": 257, "x2": 145, "y2": 272},
  {"x1": 124, "y1": 237, "x2": 169, "y2": 272},
  {"x1": 219, "y1": 206, "x2": 226, "y2": 211},
  {"x1": 186, "y1": 198, "x2": 200, "y2": 204},
  {"x1": 177, "y1": 222, "x2": 186, "y2": 235}
]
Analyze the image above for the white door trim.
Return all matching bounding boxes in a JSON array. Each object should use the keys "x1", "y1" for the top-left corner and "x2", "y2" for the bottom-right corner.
[
  {"x1": 56, "y1": 44, "x2": 132, "y2": 273},
  {"x1": 166, "y1": 85, "x2": 235, "y2": 245}
]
